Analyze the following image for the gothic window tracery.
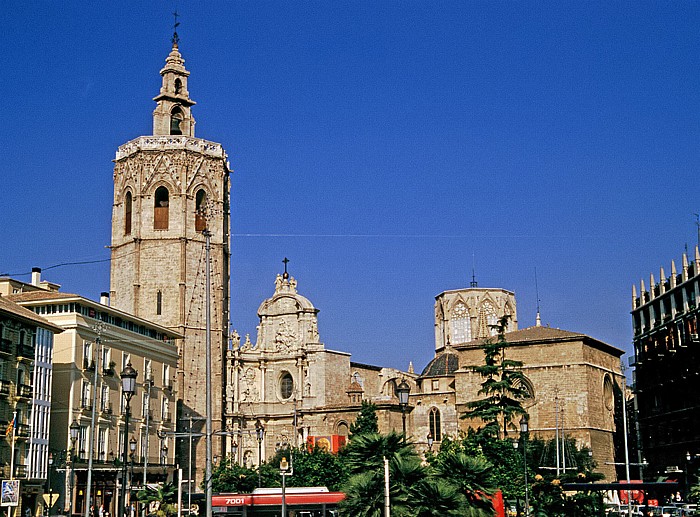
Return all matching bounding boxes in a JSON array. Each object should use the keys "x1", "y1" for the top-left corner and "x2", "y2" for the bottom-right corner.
[
  {"x1": 154, "y1": 186, "x2": 169, "y2": 230},
  {"x1": 478, "y1": 301, "x2": 498, "y2": 337},
  {"x1": 450, "y1": 301, "x2": 471, "y2": 344},
  {"x1": 429, "y1": 407, "x2": 442, "y2": 441}
]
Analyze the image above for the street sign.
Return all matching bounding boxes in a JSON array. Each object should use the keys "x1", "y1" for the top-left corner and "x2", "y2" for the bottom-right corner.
[
  {"x1": 42, "y1": 494, "x2": 59, "y2": 507},
  {"x1": 1, "y1": 480, "x2": 19, "y2": 507}
]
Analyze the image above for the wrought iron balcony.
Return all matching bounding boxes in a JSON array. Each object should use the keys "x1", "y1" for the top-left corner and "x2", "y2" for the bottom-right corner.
[
  {"x1": 0, "y1": 379, "x2": 10, "y2": 396},
  {"x1": 17, "y1": 384, "x2": 32, "y2": 399}
]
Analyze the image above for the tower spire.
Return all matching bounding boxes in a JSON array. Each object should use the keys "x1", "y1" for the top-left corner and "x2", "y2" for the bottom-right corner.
[
  {"x1": 470, "y1": 253, "x2": 478, "y2": 288},
  {"x1": 535, "y1": 267, "x2": 542, "y2": 327},
  {"x1": 152, "y1": 21, "x2": 196, "y2": 137}
]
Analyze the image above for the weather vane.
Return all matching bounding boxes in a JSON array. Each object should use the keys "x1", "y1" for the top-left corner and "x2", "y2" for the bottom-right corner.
[{"x1": 172, "y1": 10, "x2": 180, "y2": 45}]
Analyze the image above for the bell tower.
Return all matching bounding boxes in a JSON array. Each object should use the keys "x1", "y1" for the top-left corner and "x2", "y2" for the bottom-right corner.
[{"x1": 109, "y1": 34, "x2": 231, "y2": 486}]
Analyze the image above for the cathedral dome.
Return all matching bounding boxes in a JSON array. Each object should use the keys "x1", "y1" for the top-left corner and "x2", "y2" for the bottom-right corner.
[{"x1": 420, "y1": 352, "x2": 459, "y2": 377}]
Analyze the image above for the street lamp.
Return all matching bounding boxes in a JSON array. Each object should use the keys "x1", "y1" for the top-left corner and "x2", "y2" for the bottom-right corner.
[
  {"x1": 280, "y1": 457, "x2": 290, "y2": 517},
  {"x1": 520, "y1": 415, "x2": 530, "y2": 517},
  {"x1": 119, "y1": 363, "x2": 137, "y2": 517},
  {"x1": 396, "y1": 379, "x2": 411, "y2": 441},
  {"x1": 161, "y1": 444, "x2": 168, "y2": 466},
  {"x1": 255, "y1": 420, "x2": 265, "y2": 487},
  {"x1": 69, "y1": 420, "x2": 80, "y2": 516},
  {"x1": 427, "y1": 433, "x2": 434, "y2": 452},
  {"x1": 46, "y1": 452, "x2": 54, "y2": 517}
]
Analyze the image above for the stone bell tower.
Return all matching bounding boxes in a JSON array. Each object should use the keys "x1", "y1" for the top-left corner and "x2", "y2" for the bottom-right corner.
[{"x1": 109, "y1": 33, "x2": 231, "y2": 485}]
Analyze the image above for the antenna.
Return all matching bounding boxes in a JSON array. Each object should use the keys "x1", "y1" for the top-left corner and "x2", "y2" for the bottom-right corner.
[
  {"x1": 535, "y1": 267, "x2": 542, "y2": 327},
  {"x1": 470, "y1": 253, "x2": 478, "y2": 288}
]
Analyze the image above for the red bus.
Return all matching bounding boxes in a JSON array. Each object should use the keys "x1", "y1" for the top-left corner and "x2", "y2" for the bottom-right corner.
[{"x1": 212, "y1": 487, "x2": 344, "y2": 516}]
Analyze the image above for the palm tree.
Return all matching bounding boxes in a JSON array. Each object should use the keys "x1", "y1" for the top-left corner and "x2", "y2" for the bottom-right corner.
[
  {"x1": 410, "y1": 478, "x2": 464, "y2": 517},
  {"x1": 343, "y1": 431, "x2": 417, "y2": 474},
  {"x1": 135, "y1": 482, "x2": 177, "y2": 517},
  {"x1": 430, "y1": 451, "x2": 497, "y2": 515}
]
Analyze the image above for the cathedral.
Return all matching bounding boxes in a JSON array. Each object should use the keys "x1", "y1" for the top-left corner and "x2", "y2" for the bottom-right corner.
[{"x1": 105, "y1": 33, "x2": 625, "y2": 486}]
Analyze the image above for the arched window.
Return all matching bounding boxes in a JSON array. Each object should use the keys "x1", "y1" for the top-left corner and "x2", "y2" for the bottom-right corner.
[
  {"x1": 477, "y1": 302, "x2": 498, "y2": 337},
  {"x1": 170, "y1": 107, "x2": 183, "y2": 135},
  {"x1": 195, "y1": 189, "x2": 207, "y2": 232},
  {"x1": 174, "y1": 78, "x2": 182, "y2": 95},
  {"x1": 154, "y1": 187, "x2": 169, "y2": 230},
  {"x1": 156, "y1": 290, "x2": 162, "y2": 316},
  {"x1": 280, "y1": 372, "x2": 294, "y2": 400},
  {"x1": 429, "y1": 407, "x2": 442, "y2": 442},
  {"x1": 124, "y1": 191, "x2": 132, "y2": 235},
  {"x1": 450, "y1": 301, "x2": 471, "y2": 344}
]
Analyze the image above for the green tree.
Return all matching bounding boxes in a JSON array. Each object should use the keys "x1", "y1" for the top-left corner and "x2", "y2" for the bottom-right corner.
[
  {"x1": 135, "y1": 482, "x2": 178, "y2": 517},
  {"x1": 257, "y1": 445, "x2": 348, "y2": 491},
  {"x1": 462, "y1": 315, "x2": 529, "y2": 439},
  {"x1": 340, "y1": 432, "x2": 423, "y2": 517},
  {"x1": 349, "y1": 400, "x2": 379, "y2": 437},
  {"x1": 429, "y1": 450, "x2": 496, "y2": 514},
  {"x1": 209, "y1": 457, "x2": 258, "y2": 493}
]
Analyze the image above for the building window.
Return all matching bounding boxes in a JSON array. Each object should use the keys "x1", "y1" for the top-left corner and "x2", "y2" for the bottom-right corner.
[
  {"x1": 451, "y1": 302, "x2": 471, "y2": 344},
  {"x1": 154, "y1": 186, "x2": 169, "y2": 230},
  {"x1": 83, "y1": 341, "x2": 93, "y2": 369},
  {"x1": 280, "y1": 372, "x2": 294, "y2": 400},
  {"x1": 162, "y1": 364, "x2": 171, "y2": 387},
  {"x1": 125, "y1": 191, "x2": 132, "y2": 235},
  {"x1": 156, "y1": 290, "x2": 162, "y2": 316},
  {"x1": 195, "y1": 189, "x2": 207, "y2": 232},
  {"x1": 174, "y1": 79, "x2": 182, "y2": 95},
  {"x1": 431, "y1": 379, "x2": 439, "y2": 391},
  {"x1": 170, "y1": 107, "x2": 183, "y2": 135},
  {"x1": 81, "y1": 380, "x2": 92, "y2": 409},
  {"x1": 477, "y1": 302, "x2": 498, "y2": 337},
  {"x1": 101, "y1": 385, "x2": 109, "y2": 412},
  {"x1": 429, "y1": 407, "x2": 442, "y2": 442},
  {"x1": 603, "y1": 375, "x2": 614, "y2": 411}
]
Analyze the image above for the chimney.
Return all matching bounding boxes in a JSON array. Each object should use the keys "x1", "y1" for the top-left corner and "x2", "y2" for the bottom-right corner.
[
  {"x1": 100, "y1": 292, "x2": 110, "y2": 306},
  {"x1": 31, "y1": 267, "x2": 41, "y2": 286}
]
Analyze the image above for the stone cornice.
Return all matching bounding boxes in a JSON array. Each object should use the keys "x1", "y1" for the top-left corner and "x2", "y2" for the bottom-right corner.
[{"x1": 115, "y1": 136, "x2": 227, "y2": 161}]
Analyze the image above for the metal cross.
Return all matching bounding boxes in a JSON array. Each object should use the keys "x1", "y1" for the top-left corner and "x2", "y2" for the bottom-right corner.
[{"x1": 283, "y1": 257, "x2": 289, "y2": 275}]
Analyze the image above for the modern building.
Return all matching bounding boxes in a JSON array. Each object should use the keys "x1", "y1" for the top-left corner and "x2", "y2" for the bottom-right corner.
[
  {"x1": 7, "y1": 272, "x2": 180, "y2": 517},
  {"x1": 0, "y1": 288, "x2": 62, "y2": 516},
  {"x1": 631, "y1": 246, "x2": 700, "y2": 480},
  {"x1": 108, "y1": 34, "x2": 231, "y2": 485}
]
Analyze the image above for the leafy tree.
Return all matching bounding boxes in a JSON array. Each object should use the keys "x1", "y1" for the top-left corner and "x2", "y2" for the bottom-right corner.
[
  {"x1": 209, "y1": 457, "x2": 258, "y2": 493},
  {"x1": 462, "y1": 315, "x2": 529, "y2": 439},
  {"x1": 429, "y1": 450, "x2": 496, "y2": 515},
  {"x1": 349, "y1": 400, "x2": 379, "y2": 437},
  {"x1": 135, "y1": 482, "x2": 178, "y2": 517},
  {"x1": 257, "y1": 445, "x2": 348, "y2": 491}
]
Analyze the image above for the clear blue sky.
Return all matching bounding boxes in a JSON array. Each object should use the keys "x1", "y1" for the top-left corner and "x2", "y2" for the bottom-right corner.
[{"x1": 2, "y1": 1, "x2": 700, "y2": 373}]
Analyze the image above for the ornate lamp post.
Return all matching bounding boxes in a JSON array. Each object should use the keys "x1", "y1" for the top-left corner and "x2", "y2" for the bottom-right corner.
[
  {"x1": 69, "y1": 420, "x2": 80, "y2": 516},
  {"x1": 119, "y1": 363, "x2": 137, "y2": 517},
  {"x1": 396, "y1": 379, "x2": 411, "y2": 441},
  {"x1": 427, "y1": 433, "x2": 434, "y2": 452},
  {"x1": 255, "y1": 420, "x2": 265, "y2": 487},
  {"x1": 520, "y1": 415, "x2": 530, "y2": 517},
  {"x1": 280, "y1": 457, "x2": 290, "y2": 517}
]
